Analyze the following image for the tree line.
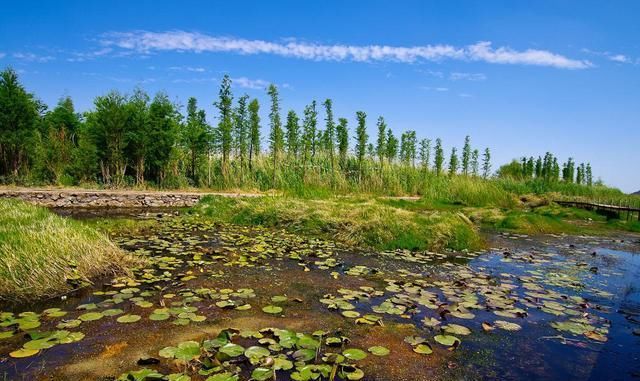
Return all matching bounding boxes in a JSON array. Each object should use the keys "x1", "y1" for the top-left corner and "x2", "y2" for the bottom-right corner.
[{"x1": 0, "y1": 67, "x2": 596, "y2": 192}]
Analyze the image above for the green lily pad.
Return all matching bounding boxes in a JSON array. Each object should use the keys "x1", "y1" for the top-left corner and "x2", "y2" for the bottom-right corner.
[
  {"x1": 116, "y1": 314, "x2": 141, "y2": 324},
  {"x1": 175, "y1": 341, "x2": 201, "y2": 361},
  {"x1": 78, "y1": 312, "x2": 104, "y2": 322},
  {"x1": 262, "y1": 305, "x2": 283, "y2": 314},
  {"x1": 9, "y1": 348, "x2": 40, "y2": 358},
  {"x1": 343, "y1": 348, "x2": 367, "y2": 361},
  {"x1": 205, "y1": 373, "x2": 238, "y2": 381},
  {"x1": 251, "y1": 367, "x2": 274, "y2": 381},
  {"x1": 219, "y1": 343, "x2": 244, "y2": 357},
  {"x1": 413, "y1": 343, "x2": 433, "y2": 355},
  {"x1": 244, "y1": 346, "x2": 270, "y2": 359},
  {"x1": 434, "y1": 335, "x2": 461, "y2": 347},
  {"x1": 367, "y1": 346, "x2": 390, "y2": 356}
]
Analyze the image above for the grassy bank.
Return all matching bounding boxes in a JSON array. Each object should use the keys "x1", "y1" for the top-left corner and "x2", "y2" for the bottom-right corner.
[
  {"x1": 0, "y1": 199, "x2": 138, "y2": 302},
  {"x1": 192, "y1": 195, "x2": 484, "y2": 252}
]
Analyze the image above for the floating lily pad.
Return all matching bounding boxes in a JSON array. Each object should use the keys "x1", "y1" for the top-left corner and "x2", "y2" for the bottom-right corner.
[
  {"x1": 262, "y1": 305, "x2": 283, "y2": 314},
  {"x1": 343, "y1": 348, "x2": 367, "y2": 361},
  {"x1": 117, "y1": 314, "x2": 141, "y2": 324},
  {"x1": 367, "y1": 346, "x2": 390, "y2": 356}
]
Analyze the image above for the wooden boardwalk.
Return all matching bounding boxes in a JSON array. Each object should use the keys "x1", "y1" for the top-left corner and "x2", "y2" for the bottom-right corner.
[{"x1": 556, "y1": 200, "x2": 640, "y2": 221}]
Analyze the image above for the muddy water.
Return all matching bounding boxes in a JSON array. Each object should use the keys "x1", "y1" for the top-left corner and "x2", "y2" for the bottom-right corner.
[{"x1": 1, "y1": 211, "x2": 639, "y2": 381}]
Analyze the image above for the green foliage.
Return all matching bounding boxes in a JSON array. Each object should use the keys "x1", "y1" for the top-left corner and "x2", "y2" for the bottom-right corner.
[
  {"x1": 194, "y1": 196, "x2": 484, "y2": 252},
  {"x1": 0, "y1": 67, "x2": 618, "y2": 201}
]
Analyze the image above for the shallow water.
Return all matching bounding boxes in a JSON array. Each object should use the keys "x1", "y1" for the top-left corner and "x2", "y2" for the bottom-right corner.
[{"x1": 1, "y1": 211, "x2": 639, "y2": 380}]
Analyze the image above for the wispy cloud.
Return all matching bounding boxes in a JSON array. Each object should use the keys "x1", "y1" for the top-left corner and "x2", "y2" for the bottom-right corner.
[
  {"x1": 449, "y1": 72, "x2": 486, "y2": 81},
  {"x1": 169, "y1": 66, "x2": 206, "y2": 72},
  {"x1": 172, "y1": 76, "x2": 216, "y2": 84},
  {"x1": 421, "y1": 86, "x2": 449, "y2": 92},
  {"x1": 67, "y1": 48, "x2": 113, "y2": 62},
  {"x1": 458, "y1": 93, "x2": 473, "y2": 98},
  {"x1": 13, "y1": 52, "x2": 55, "y2": 63},
  {"x1": 582, "y1": 48, "x2": 632, "y2": 64},
  {"x1": 99, "y1": 30, "x2": 592, "y2": 70},
  {"x1": 232, "y1": 77, "x2": 270, "y2": 90},
  {"x1": 0, "y1": 52, "x2": 5, "y2": 59},
  {"x1": 608, "y1": 54, "x2": 631, "y2": 63}
]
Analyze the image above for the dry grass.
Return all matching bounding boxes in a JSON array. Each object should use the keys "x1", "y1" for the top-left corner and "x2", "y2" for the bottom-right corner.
[{"x1": 0, "y1": 199, "x2": 138, "y2": 302}]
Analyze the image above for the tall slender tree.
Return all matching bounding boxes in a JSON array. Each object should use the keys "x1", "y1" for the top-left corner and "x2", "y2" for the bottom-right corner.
[
  {"x1": 301, "y1": 101, "x2": 317, "y2": 178},
  {"x1": 182, "y1": 97, "x2": 209, "y2": 183},
  {"x1": 285, "y1": 110, "x2": 300, "y2": 159},
  {"x1": 247, "y1": 99, "x2": 261, "y2": 171},
  {"x1": 376, "y1": 116, "x2": 387, "y2": 166},
  {"x1": 336, "y1": 117, "x2": 349, "y2": 169},
  {"x1": 355, "y1": 111, "x2": 368, "y2": 179},
  {"x1": 482, "y1": 148, "x2": 491, "y2": 178},
  {"x1": 267, "y1": 84, "x2": 283, "y2": 183},
  {"x1": 434, "y1": 138, "x2": 444, "y2": 176},
  {"x1": 449, "y1": 147, "x2": 459, "y2": 176},
  {"x1": 233, "y1": 94, "x2": 249, "y2": 168},
  {"x1": 214, "y1": 75, "x2": 233, "y2": 174},
  {"x1": 323, "y1": 99, "x2": 335, "y2": 170},
  {"x1": 471, "y1": 149, "x2": 479, "y2": 176},
  {"x1": 461, "y1": 135, "x2": 471, "y2": 175},
  {"x1": 386, "y1": 130, "x2": 398, "y2": 164}
]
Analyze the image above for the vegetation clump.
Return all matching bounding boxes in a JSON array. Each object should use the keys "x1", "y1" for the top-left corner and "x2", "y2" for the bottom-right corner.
[
  {"x1": 0, "y1": 199, "x2": 137, "y2": 302},
  {"x1": 192, "y1": 195, "x2": 484, "y2": 251}
]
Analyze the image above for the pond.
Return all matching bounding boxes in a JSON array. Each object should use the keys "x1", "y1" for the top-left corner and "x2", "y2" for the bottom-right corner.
[{"x1": 1, "y1": 210, "x2": 639, "y2": 380}]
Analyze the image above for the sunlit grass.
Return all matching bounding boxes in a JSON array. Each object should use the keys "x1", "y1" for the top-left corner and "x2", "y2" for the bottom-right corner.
[{"x1": 0, "y1": 199, "x2": 138, "y2": 302}]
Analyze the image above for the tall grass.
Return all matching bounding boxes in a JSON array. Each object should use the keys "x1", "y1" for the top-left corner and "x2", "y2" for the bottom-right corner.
[
  {"x1": 192, "y1": 195, "x2": 484, "y2": 252},
  {"x1": 0, "y1": 199, "x2": 138, "y2": 302}
]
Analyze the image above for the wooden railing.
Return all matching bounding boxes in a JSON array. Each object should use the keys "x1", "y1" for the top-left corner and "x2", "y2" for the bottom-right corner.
[{"x1": 555, "y1": 199, "x2": 640, "y2": 221}]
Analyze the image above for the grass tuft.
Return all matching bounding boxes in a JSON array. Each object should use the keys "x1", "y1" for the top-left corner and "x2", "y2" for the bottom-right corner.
[{"x1": 0, "y1": 199, "x2": 138, "y2": 302}]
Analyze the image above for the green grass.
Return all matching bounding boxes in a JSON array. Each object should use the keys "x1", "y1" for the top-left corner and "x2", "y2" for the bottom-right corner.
[
  {"x1": 192, "y1": 195, "x2": 484, "y2": 252},
  {"x1": 0, "y1": 199, "x2": 138, "y2": 302}
]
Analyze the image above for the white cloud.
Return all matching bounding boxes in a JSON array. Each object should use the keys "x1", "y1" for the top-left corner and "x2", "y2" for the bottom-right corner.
[
  {"x1": 169, "y1": 66, "x2": 206, "y2": 72},
  {"x1": 582, "y1": 48, "x2": 632, "y2": 64},
  {"x1": 99, "y1": 30, "x2": 591, "y2": 70},
  {"x1": 608, "y1": 54, "x2": 630, "y2": 63},
  {"x1": 13, "y1": 52, "x2": 55, "y2": 63},
  {"x1": 67, "y1": 47, "x2": 113, "y2": 62},
  {"x1": 458, "y1": 93, "x2": 473, "y2": 98},
  {"x1": 421, "y1": 86, "x2": 449, "y2": 92},
  {"x1": 449, "y1": 72, "x2": 486, "y2": 81},
  {"x1": 466, "y1": 41, "x2": 590, "y2": 69},
  {"x1": 232, "y1": 77, "x2": 270, "y2": 90},
  {"x1": 172, "y1": 77, "x2": 216, "y2": 84}
]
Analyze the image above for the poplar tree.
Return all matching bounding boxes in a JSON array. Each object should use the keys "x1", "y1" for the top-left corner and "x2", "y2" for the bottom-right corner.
[
  {"x1": 482, "y1": 148, "x2": 491, "y2": 178},
  {"x1": 586, "y1": 163, "x2": 593, "y2": 186},
  {"x1": 233, "y1": 94, "x2": 249, "y2": 168},
  {"x1": 182, "y1": 97, "x2": 209, "y2": 183},
  {"x1": 323, "y1": 99, "x2": 335, "y2": 169},
  {"x1": 336, "y1": 117, "x2": 349, "y2": 168},
  {"x1": 267, "y1": 84, "x2": 283, "y2": 183},
  {"x1": 419, "y1": 139, "x2": 431, "y2": 171},
  {"x1": 461, "y1": 135, "x2": 471, "y2": 175},
  {"x1": 285, "y1": 110, "x2": 300, "y2": 159},
  {"x1": 376, "y1": 116, "x2": 387, "y2": 166},
  {"x1": 434, "y1": 138, "x2": 444, "y2": 176},
  {"x1": 386, "y1": 130, "x2": 398, "y2": 164},
  {"x1": 302, "y1": 101, "x2": 317, "y2": 177},
  {"x1": 247, "y1": 99, "x2": 261, "y2": 171},
  {"x1": 449, "y1": 147, "x2": 459, "y2": 175},
  {"x1": 214, "y1": 75, "x2": 233, "y2": 174},
  {"x1": 471, "y1": 149, "x2": 479, "y2": 176},
  {"x1": 355, "y1": 111, "x2": 368, "y2": 179}
]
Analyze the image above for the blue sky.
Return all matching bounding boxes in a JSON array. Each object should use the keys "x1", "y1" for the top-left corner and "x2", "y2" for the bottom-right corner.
[{"x1": 1, "y1": 1, "x2": 638, "y2": 192}]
